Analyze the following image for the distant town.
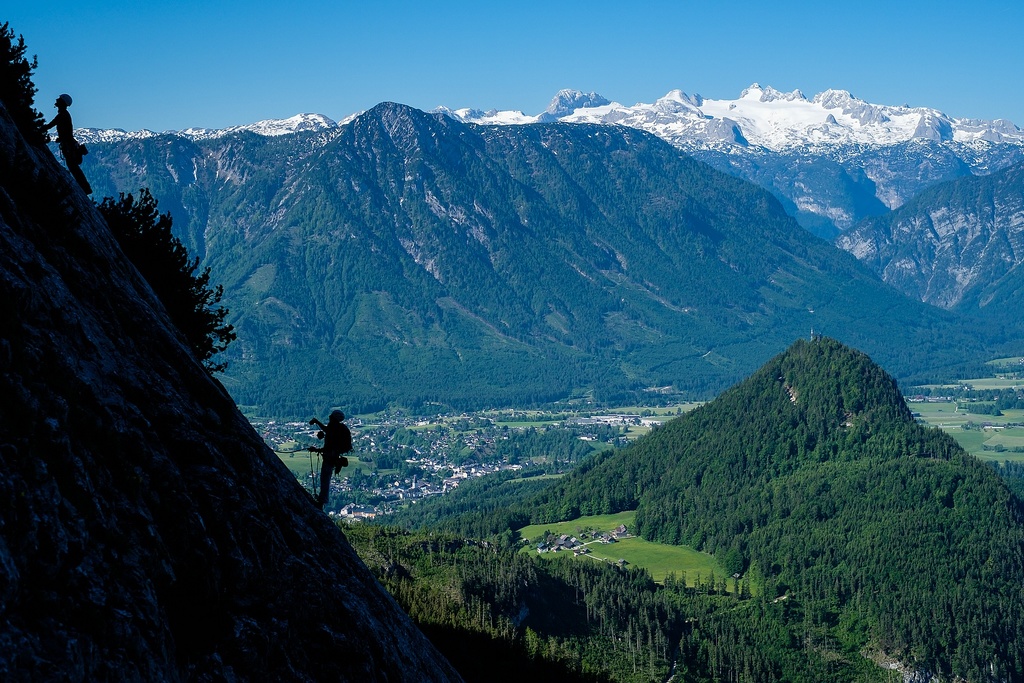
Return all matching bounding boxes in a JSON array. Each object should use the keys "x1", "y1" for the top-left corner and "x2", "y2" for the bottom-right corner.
[
  {"x1": 250, "y1": 371, "x2": 1024, "y2": 519},
  {"x1": 249, "y1": 407, "x2": 679, "y2": 520}
]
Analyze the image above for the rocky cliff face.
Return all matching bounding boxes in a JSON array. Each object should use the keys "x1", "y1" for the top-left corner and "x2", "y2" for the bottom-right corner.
[
  {"x1": 0, "y1": 104, "x2": 460, "y2": 681},
  {"x1": 836, "y1": 162, "x2": 1024, "y2": 314}
]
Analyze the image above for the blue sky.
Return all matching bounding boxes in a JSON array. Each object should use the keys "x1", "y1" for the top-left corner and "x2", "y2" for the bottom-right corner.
[{"x1": 9, "y1": 0, "x2": 1024, "y2": 132}]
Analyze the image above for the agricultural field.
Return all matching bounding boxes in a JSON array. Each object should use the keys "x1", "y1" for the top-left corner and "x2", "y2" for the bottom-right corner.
[
  {"x1": 275, "y1": 448, "x2": 375, "y2": 478},
  {"x1": 911, "y1": 401, "x2": 1024, "y2": 463},
  {"x1": 518, "y1": 511, "x2": 732, "y2": 587}
]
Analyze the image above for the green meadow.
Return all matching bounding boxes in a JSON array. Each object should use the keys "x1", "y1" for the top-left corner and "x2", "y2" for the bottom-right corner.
[
  {"x1": 911, "y1": 402, "x2": 1024, "y2": 463},
  {"x1": 275, "y1": 446, "x2": 374, "y2": 478},
  {"x1": 518, "y1": 511, "x2": 731, "y2": 586}
]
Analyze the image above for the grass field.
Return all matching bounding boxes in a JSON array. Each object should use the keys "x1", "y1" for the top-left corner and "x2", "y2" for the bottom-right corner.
[
  {"x1": 911, "y1": 403, "x2": 1024, "y2": 463},
  {"x1": 960, "y1": 378, "x2": 1024, "y2": 390},
  {"x1": 518, "y1": 511, "x2": 731, "y2": 586},
  {"x1": 985, "y1": 356, "x2": 1024, "y2": 369},
  {"x1": 275, "y1": 448, "x2": 374, "y2": 478},
  {"x1": 984, "y1": 431, "x2": 1024, "y2": 448}
]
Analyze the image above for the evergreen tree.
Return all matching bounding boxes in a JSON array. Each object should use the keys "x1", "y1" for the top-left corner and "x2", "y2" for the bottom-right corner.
[
  {"x1": 98, "y1": 189, "x2": 236, "y2": 372},
  {"x1": 0, "y1": 22, "x2": 47, "y2": 146}
]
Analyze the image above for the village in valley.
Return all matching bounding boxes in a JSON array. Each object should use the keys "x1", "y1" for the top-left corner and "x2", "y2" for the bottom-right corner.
[
  {"x1": 249, "y1": 406, "x2": 679, "y2": 520},
  {"x1": 248, "y1": 363, "x2": 1024, "y2": 522},
  {"x1": 536, "y1": 523, "x2": 631, "y2": 554}
]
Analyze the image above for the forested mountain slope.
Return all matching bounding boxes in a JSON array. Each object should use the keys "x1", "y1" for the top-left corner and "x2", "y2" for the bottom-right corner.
[
  {"x1": 83, "y1": 103, "x2": 998, "y2": 413},
  {"x1": 527, "y1": 338, "x2": 1024, "y2": 680},
  {"x1": 0, "y1": 101, "x2": 460, "y2": 680},
  {"x1": 837, "y1": 161, "x2": 1024, "y2": 320}
]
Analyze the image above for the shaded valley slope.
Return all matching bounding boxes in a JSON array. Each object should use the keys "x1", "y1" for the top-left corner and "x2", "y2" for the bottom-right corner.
[{"x1": 837, "y1": 160, "x2": 1024, "y2": 323}]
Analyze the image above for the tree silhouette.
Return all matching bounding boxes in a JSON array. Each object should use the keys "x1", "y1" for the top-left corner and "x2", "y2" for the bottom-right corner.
[
  {"x1": 0, "y1": 22, "x2": 47, "y2": 146},
  {"x1": 98, "y1": 189, "x2": 236, "y2": 373}
]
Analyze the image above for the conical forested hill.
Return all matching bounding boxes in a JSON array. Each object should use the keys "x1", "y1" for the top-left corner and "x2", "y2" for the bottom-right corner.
[
  {"x1": 528, "y1": 338, "x2": 1024, "y2": 680},
  {"x1": 82, "y1": 104, "x2": 998, "y2": 413}
]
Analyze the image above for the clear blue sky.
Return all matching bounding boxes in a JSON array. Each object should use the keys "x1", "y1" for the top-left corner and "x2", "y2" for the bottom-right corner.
[{"x1": 9, "y1": 0, "x2": 1024, "y2": 132}]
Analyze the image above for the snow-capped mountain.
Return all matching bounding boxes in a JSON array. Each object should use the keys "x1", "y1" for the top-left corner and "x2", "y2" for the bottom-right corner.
[
  {"x1": 74, "y1": 85, "x2": 1024, "y2": 237},
  {"x1": 77, "y1": 113, "x2": 339, "y2": 144},
  {"x1": 441, "y1": 85, "x2": 1024, "y2": 236},
  {"x1": 444, "y1": 84, "x2": 1024, "y2": 151}
]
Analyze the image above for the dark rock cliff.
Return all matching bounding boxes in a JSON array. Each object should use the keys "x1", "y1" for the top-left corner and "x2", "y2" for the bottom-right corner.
[{"x1": 0, "y1": 104, "x2": 461, "y2": 681}]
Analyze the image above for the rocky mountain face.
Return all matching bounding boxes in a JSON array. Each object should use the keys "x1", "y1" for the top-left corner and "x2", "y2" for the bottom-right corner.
[
  {"x1": 75, "y1": 102, "x2": 996, "y2": 414},
  {"x1": 836, "y1": 161, "x2": 1024, "y2": 316},
  {"x1": 0, "y1": 104, "x2": 460, "y2": 681},
  {"x1": 445, "y1": 85, "x2": 1024, "y2": 238}
]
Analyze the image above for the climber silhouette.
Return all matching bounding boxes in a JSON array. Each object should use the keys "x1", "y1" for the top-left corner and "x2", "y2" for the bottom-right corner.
[
  {"x1": 44, "y1": 93, "x2": 92, "y2": 195},
  {"x1": 308, "y1": 410, "x2": 352, "y2": 510}
]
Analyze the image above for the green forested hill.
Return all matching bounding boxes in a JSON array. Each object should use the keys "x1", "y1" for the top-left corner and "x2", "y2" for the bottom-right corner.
[
  {"x1": 522, "y1": 338, "x2": 1024, "y2": 680},
  {"x1": 84, "y1": 105, "x2": 999, "y2": 413}
]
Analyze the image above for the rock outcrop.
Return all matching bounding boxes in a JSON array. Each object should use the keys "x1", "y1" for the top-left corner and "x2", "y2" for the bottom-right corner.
[
  {"x1": 836, "y1": 161, "x2": 1024, "y2": 314},
  {"x1": 0, "y1": 103, "x2": 461, "y2": 681}
]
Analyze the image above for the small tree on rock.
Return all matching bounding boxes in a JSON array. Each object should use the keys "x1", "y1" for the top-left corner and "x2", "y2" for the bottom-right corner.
[
  {"x1": 98, "y1": 189, "x2": 236, "y2": 373},
  {"x1": 0, "y1": 22, "x2": 47, "y2": 146}
]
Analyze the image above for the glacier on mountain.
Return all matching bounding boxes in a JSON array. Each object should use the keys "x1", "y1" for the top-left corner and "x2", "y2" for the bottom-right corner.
[{"x1": 442, "y1": 83, "x2": 1024, "y2": 152}]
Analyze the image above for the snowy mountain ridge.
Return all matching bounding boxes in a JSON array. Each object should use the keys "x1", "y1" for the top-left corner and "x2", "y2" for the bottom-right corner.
[
  {"x1": 78, "y1": 113, "x2": 339, "y2": 143},
  {"x1": 444, "y1": 84, "x2": 1024, "y2": 151},
  {"x1": 76, "y1": 85, "x2": 1024, "y2": 152},
  {"x1": 73, "y1": 85, "x2": 1024, "y2": 237}
]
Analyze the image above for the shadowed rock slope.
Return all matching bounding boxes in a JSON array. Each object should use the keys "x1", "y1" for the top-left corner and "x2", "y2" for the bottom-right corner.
[
  {"x1": 0, "y1": 106, "x2": 461, "y2": 680},
  {"x1": 837, "y1": 161, "x2": 1024, "y2": 319}
]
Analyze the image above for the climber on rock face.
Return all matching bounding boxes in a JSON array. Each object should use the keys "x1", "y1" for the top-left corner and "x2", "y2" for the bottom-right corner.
[
  {"x1": 44, "y1": 93, "x2": 92, "y2": 195},
  {"x1": 308, "y1": 410, "x2": 352, "y2": 510}
]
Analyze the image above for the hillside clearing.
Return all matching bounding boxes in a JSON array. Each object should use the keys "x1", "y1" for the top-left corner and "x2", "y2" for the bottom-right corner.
[{"x1": 518, "y1": 511, "x2": 731, "y2": 586}]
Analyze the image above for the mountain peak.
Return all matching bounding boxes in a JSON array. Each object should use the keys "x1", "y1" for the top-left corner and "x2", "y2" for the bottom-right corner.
[
  {"x1": 532, "y1": 335, "x2": 1023, "y2": 680},
  {"x1": 437, "y1": 83, "x2": 1024, "y2": 154},
  {"x1": 756, "y1": 337, "x2": 912, "y2": 426},
  {"x1": 811, "y1": 88, "x2": 857, "y2": 109},
  {"x1": 742, "y1": 83, "x2": 807, "y2": 103},
  {"x1": 544, "y1": 89, "x2": 611, "y2": 117}
]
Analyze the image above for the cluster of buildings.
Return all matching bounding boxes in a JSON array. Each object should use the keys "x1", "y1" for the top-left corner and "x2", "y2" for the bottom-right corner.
[
  {"x1": 332, "y1": 460, "x2": 524, "y2": 519},
  {"x1": 569, "y1": 414, "x2": 661, "y2": 427},
  {"x1": 536, "y1": 525, "x2": 631, "y2": 554},
  {"x1": 250, "y1": 409, "x2": 648, "y2": 519}
]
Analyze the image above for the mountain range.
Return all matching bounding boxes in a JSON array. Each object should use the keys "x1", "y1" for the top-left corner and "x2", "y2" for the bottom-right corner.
[
  {"x1": 83, "y1": 83, "x2": 1024, "y2": 240},
  {"x1": 77, "y1": 102, "x2": 1002, "y2": 415},
  {"x1": 442, "y1": 84, "x2": 1024, "y2": 238}
]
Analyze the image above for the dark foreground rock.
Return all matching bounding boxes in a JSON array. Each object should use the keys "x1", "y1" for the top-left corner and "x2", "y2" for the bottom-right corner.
[{"x1": 0, "y1": 103, "x2": 461, "y2": 681}]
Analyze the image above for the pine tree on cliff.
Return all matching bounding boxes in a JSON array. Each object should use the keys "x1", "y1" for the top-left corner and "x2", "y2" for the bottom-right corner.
[
  {"x1": 0, "y1": 22, "x2": 47, "y2": 146},
  {"x1": 98, "y1": 189, "x2": 236, "y2": 373}
]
